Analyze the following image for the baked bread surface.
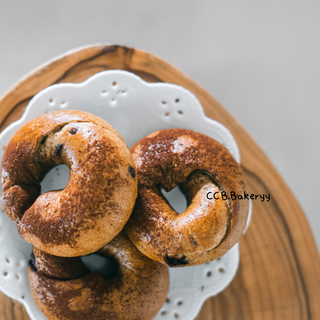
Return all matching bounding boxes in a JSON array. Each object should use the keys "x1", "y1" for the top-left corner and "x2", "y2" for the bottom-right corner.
[
  {"x1": 1, "y1": 110, "x2": 138, "y2": 257},
  {"x1": 28, "y1": 231, "x2": 169, "y2": 320},
  {"x1": 125, "y1": 129, "x2": 249, "y2": 266}
]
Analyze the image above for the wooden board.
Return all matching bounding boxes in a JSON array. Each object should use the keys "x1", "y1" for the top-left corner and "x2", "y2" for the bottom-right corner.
[{"x1": 0, "y1": 45, "x2": 319, "y2": 320}]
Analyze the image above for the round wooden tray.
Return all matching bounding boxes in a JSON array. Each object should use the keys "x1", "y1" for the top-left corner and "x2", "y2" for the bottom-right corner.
[{"x1": 0, "y1": 45, "x2": 319, "y2": 320}]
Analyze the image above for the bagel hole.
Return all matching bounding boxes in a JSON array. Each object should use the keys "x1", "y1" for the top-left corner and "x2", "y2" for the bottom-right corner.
[
  {"x1": 160, "y1": 185, "x2": 188, "y2": 214},
  {"x1": 40, "y1": 164, "x2": 70, "y2": 194},
  {"x1": 81, "y1": 254, "x2": 118, "y2": 278}
]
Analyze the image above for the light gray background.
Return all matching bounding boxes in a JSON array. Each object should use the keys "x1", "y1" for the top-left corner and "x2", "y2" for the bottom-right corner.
[{"x1": 1, "y1": 1, "x2": 319, "y2": 250}]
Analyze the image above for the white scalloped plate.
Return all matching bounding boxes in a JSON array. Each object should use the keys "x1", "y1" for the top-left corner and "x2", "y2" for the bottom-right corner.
[{"x1": 0, "y1": 70, "x2": 252, "y2": 320}]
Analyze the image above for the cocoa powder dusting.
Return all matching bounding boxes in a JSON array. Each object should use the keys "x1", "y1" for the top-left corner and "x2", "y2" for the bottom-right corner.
[
  {"x1": 1, "y1": 112, "x2": 137, "y2": 256},
  {"x1": 29, "y1": 232, "x2": 169, "y2": 320},
  {"x1": 125, "y1": 128, "x2": 248, "y2": 266}
]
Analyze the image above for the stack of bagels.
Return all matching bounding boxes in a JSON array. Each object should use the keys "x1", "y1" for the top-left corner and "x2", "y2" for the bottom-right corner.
[{"x1": 1, "y1": 110, "x2": 248, "y2": 320}]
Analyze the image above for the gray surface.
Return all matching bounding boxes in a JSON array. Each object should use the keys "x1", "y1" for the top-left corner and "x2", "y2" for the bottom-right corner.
[{"x1": 1, "y1": 1, "x2": 319, "y2": 251}]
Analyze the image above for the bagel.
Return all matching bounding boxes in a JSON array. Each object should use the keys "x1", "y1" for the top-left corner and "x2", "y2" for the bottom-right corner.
[
  {"x1": 28, "y1": 231, "x2": 169, "y2": 320},
  {"x1": 125, "y1": 129, "x2": 248, "y2": 267},
  {"x1": 1, "y1": 110, "x2": 138, "y2": 257}
]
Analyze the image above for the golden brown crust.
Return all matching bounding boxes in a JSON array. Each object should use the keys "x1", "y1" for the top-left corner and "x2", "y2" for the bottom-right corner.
[
  {"x1": 28, "y1": 232, "x2": 169, "y2": 320},
  {"x1": 125, "y1": 129, "x2": 249, "y2": 267},
  {"x1": 1, "y1": 110, "x2": 138, "y2": 257}
]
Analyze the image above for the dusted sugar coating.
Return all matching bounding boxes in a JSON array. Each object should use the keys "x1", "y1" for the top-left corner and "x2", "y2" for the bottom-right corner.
[
  {"x1": 125, "y1": 129, "x2": 249, "y2": 267},
  {"x1": 28, "y1": 231, "x2": 169, "y2": 320},
  {"x1": 1, "y1": 110, "x2": 138, "y2": 257}
]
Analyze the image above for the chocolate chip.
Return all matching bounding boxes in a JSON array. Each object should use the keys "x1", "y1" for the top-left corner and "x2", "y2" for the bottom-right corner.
[
  {"x1": 190, "y1": 236, "x2": 198, "y2": 247},
  {"x1": 164, "y1": 255, "x2": 190, "y2": 267},
  {"x1": 70, "y1": 128, "x2": 78, "y2": 135},
  {"x1": 55, "y1": 144, "x2": 64, "y2": 156},
  {"x1": 128, "y1": 166, "x2": 136, "y2": 178},
  {"x1": 29, "y1": 252, "x2": 37, "y2": 272},
  {"x1": 40, "y1": 136, "x2": 47, "y2": 145}
]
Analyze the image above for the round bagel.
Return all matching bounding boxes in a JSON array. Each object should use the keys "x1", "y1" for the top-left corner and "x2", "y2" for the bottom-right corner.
[
  {"x1": 28, "y1": 231, "x2": 169, "y2": 320},
  {"x1": 1, "y1": 110, "x2": 138, "y2": 257},
  {"x1": 125, "y1": 129, "x2": 249, "y2": 267}
]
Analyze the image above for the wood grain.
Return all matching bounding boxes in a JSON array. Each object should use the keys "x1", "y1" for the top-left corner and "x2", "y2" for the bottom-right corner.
[{"x1": 0, "y1": 45, "x2": 319, "y2": 320}]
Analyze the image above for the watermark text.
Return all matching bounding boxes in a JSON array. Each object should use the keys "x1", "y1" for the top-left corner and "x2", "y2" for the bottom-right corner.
[{"x1": 206, "y1": 191, "x2": 270, "y2": 202}]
